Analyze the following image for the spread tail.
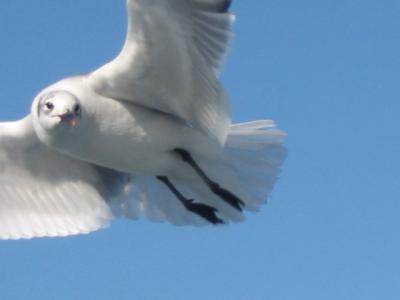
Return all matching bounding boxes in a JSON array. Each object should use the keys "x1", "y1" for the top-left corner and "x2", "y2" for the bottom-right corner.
[{"x1": 119, "y1": 120, "x2": 287, "y2": 225}]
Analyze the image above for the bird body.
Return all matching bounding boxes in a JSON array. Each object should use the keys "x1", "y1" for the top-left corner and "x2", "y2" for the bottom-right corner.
[{"x1": 33, "y1": 76, "x2": 220, "y2": 177}]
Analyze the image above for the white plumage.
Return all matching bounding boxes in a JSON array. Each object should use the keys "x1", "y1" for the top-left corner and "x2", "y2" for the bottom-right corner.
[{"x1": 0, "y1": 0, "x2": 286, "y2": 239}]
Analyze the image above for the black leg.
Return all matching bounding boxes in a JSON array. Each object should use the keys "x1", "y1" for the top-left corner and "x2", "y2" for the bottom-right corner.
[
  {"x1": 157, "y1": 176, "x2": 223, "y2": 225},
  {"x1": 174, "y1": 149, "x2": 245, "y2": 211}
]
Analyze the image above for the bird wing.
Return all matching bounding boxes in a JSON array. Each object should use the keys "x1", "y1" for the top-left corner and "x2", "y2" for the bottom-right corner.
[
  {"x1": 0, "y1": 116, "x2": 117, "y2": 240},
  {"x1": 87, "y1": 0, "x2": 234, "y2": 145}
]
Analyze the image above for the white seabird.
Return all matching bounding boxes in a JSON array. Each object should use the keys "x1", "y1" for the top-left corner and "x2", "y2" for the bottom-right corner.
[{"x1": 0, "y1": 0, "x2": 286, "y2": 239}]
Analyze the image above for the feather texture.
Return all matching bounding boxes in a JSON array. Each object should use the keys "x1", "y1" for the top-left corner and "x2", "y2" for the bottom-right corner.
[
  {"x1": 88, "y1": 0, "x2": 235, "y2": 145},
  {"x1": 0, "y1": 117, "x2": 113, "y2": 239},
  {"x1": 117, "y1": 120, "x2": 287, "y2": 225}
]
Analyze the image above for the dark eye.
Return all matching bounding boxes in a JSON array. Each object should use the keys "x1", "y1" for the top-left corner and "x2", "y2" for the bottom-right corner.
[
  {"x1": 74, "y1": 104, "x2": 81, "y2": 113},
  {"x1": 45, "y1": 102, "x2": 54, "y2": 110}
]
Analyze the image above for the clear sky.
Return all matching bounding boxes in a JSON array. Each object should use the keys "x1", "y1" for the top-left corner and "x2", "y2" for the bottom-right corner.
[{"x1": 0, "y1": 1, "x2": 399, "y2": 299}]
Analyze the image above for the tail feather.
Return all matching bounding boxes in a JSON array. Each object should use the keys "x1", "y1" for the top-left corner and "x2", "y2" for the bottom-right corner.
[
  {"x1": 120, "y1": 120, "x2": 286, "y2": 225},
  {"x1": 224, "y1": 120, "x2": 287, "y2": 212}
]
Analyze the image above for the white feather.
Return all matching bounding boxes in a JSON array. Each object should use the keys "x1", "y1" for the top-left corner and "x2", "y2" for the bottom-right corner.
[
  {"x1": 88, "y1": 0, "x2": 234, "y2": 144},
  {"x1": 0, "y1": 117, "x2": 113, "y2": 240},
  {"x1": 117, "y1": 120, "x2": 287, "y2": 225}
]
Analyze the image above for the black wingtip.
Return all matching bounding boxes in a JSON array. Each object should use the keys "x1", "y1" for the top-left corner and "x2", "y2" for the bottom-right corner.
[{"x1": 221, "y1": 0, "x2": 232, "y2": 13}]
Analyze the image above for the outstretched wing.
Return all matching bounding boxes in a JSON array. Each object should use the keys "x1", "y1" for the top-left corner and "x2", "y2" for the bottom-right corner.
[
  {"x1": 0, "y1": 116, "x2": 118, "y2": 240},
  {"x1": 87, "y1": 0, "x2": 234, "y2": 145}
]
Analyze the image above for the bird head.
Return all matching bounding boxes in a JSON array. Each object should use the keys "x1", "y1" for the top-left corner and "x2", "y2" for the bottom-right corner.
[
  {"x1": 31, "y1": 90, "x2": 86, "y2": 149},
  {"x1": 33, "y1": 90, "x2": 82, "y2": 130}
]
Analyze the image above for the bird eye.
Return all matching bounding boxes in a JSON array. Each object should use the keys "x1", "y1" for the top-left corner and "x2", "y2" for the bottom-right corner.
[
  {"x1": 45, "y1": 102, "x2": 54, "y2": 110},
  {"x1": 73, "y1": 104, "x2": 81, "y2": 113}
]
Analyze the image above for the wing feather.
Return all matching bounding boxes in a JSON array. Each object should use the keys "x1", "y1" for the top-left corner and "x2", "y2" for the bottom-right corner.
[
  {"x1": 88, "y1": 0, "x2": 235, "y2": 144},
  {"x1": 0, "y1": 116, "x2": 115, "y2": 239}
]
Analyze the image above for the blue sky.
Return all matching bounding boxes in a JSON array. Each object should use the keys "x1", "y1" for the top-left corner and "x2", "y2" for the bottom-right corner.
[{"x1": 0, "y1": 1, "x2": 399, "y2": 299}]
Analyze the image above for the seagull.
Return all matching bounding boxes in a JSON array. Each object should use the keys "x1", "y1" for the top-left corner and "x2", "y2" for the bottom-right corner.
[{"x1": 0, "y1": 0, "x2": 286, "y2": 240}]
